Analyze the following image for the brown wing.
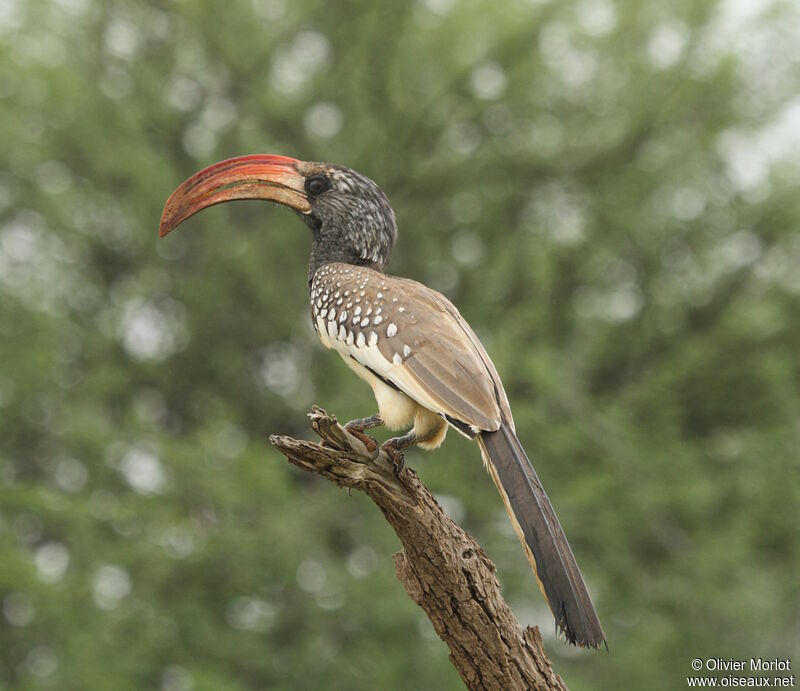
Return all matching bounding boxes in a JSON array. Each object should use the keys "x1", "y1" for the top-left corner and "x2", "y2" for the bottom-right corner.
[
  {"x1": 369, "y1": 274, "x2": 511, "y2": 432},
  {"x1": 310, "y1": 264, "x2": 512, "y2": 433}
]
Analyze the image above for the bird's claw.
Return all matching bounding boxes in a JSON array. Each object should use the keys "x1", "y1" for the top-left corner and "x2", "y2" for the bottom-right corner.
[
  {"x1": 381, "y1": 443, "x2": 405, "y2": 475},
  {"x1": 344, "y1": 426, "x2": 380, "y2": 460}
]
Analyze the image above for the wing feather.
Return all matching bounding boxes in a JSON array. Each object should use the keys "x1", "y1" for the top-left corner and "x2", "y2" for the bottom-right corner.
[
  {"x1": 373, "y1": 275, "x2": 505, "y2": 432},
  {"x1": 312, "y1": 265, "x2": 510, "y2": 432}
]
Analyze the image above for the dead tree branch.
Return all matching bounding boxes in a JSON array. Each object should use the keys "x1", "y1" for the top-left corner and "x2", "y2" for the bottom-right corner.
[{"x1": 270, "y1": 406, "x2": 569, "y2": 691}]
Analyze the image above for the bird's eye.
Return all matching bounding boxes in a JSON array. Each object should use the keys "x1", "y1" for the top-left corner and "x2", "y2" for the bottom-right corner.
[{"x1": 306, "y1": 176, "x2": 330, "y2": 196}]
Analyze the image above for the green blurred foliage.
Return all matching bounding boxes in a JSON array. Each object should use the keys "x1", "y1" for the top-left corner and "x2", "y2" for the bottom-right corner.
[{"x1": 1, "y1": 0, "x2": 799, "y2": 688}]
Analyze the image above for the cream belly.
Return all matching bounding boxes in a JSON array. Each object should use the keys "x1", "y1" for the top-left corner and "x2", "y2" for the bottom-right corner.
[
  {"x1": 340, "y1": 349, "x2": 448, "y2": 450},
  {"x1": 316, "y1": 313, "x2": 447, "y2": 449}
]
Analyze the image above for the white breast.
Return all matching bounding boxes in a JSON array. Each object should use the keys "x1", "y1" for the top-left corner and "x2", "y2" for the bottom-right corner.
[{"x1": 316, "y1": 314, "x2": 417, "y2": 429}]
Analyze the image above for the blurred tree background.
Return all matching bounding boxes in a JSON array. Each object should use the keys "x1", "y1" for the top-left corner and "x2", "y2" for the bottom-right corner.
[{"x1": 1, "y1": 0, "x2": 799, "y2": 688}]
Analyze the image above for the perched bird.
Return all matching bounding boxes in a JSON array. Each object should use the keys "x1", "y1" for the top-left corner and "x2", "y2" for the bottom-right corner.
[{"x1": 159, "y1": 155, "x2": 606, "y2": 649}]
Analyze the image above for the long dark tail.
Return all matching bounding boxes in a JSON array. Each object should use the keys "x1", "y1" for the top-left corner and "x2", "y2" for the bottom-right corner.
[{"x1": 477, "y1": 422, "x2": 606, "y2": 649}]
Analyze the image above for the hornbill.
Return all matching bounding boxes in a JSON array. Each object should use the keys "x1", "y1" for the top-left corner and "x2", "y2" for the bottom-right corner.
[{"x1": 159, "y1": 154, "x2": 606, "y2": 649}]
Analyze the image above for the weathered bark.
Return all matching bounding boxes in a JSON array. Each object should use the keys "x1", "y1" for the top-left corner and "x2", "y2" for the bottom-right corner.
[{"x1": 270, "y1": 407, "x2": 569, "y2": 691}]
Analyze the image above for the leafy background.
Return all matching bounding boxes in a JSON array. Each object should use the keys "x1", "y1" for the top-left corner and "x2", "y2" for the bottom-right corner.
[{"x1": 1, "y1": 0, "x2": 799, "y2": 689}]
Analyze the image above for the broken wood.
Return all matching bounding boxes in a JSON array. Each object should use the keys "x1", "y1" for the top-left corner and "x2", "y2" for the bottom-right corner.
[{"x1": 270, "y1": 406, "x2": 569, "y2": 691}]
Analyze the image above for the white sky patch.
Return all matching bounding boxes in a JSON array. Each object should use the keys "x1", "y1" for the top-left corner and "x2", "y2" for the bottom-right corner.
[
  {"x1": 574, "y1": 285, "x2": 644, "y2": 322},
  {"x1": 470, "y1": 62, "x2": 507, "y2": 100},
  {"x1": 717, "y1": 97, "x2": 800, "y2": 191},
  {"x1": 54, "y1": 457, "x2": 88, "y2": 493},
  {"x1": 296, "y1": 558, "x2": 327, "y2": 593},
  {"x1": 165, "y1": 76, "x2": 202, "y2": 112},
  {"x1": 0, "y1": 212, "x2": 80, "y2": 315},
  {"x1": 754, "y1": 236, "x2": 800, "y2": 293},
  {"x1": 257, "y1": 335, "x2": 315, "y2": 409},
  {"x1": 182, "y1": 121, "x2": 217, "y2": 159},
  {"x1": 119, "y1": 446, "x2": 167, "y2": 495},
  {"x1": 539, "y1": 21, "x2": 599, "y2": 88},
  {"x1": 717, "y1": 129, "x2": 768, "y2": 191},
  {"x1": 24, "y1": 645, "x2": 58, "y2": 678},
  {"x1": 434, "y1": 494, "x2": 466, "y2": 523},
  {"x1": 346, "y1": 545, "x2": 378, "y2": 579},
  {"x1": 422, "y1": 0, "x2": 457, "y2": 16},
  {"x1": 576, "y1": 0, "x2": 617, "y2": 36},
  {"x1": 93, "y1": 564, "x2": 131, "y2": 609},
  {"x1": 715, "y1": 0, "x2": 774, "y2": 30},
  {"x1": 260, "y1": 345, "x2": 300, "y2": 397},
  {"x1": 696, "y1": 0, "x2": 798, "y2": 104},
  {"x1": 252, "y1": 0, "x2": 286, "y2": 20},
  {"x1": 160, "y1": 526, "x2": 195, "y2": 559},
  {"x1": 118, "y1": 298, "x2": 186, "y2": 361},
  {"x1": 711, "y1": 229, "x2": 762, "y2": 273},
  {"x1": 444, "y1": 122, "x2": 481, "y2": 155},
  {"x1": 0, "y1": 218, "x2": 41, "y2": 265},
  {"x1": 201, "y1": 97, "x2": 237, "y2": 132},
  {"x1": 161, "y1": 665, "x2": 194, "y2": 691},
  {"x1": 304, "y1": 102, "x2": 343, "y2": 138},
  {"x1": 34, "y1": 542, "x2": 70, "y2": 583},
  {"x1": 0, "y1": 0, "x2": 23, "y2": 31},
  {"x1": 523, "y1": 182, "x2": 587, "y2": 245},
  {"x1": 212, "y1": 423, "x2": 249, "y2": 460},
  {"x1": 315, "y1": 584, "x2": 345, "y2": 611},
  {"x1": 671, "y1": 187, "x2": 706, "y2": 222},
  {"x1": 104, "y1": 17, "x2": 140, "y2": 60},
  {"x1": 648, "y1": 21, "x2": 688, "y2": 70},
  {"x1": 451, "y1": 231, "x2": 485, "y2": 267},
  {"x1": 3, "y1": 592, "x2": 35, "y2": 627},
  {"x1": 53, "y1": 0, "x2": 89, "y2": 14},
  {"x1": 269, "y1": 31, "x2": 331, "y2": 95},
  {"x1": 226, "y1": 596, "x2": 277, "y2": 632},
  {"x1": 605, "y1": 287, "x2": 645, "y2": 322}
]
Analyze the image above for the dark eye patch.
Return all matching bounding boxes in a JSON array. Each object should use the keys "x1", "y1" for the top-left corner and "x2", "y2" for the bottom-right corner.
[{"x1": 306, "y1": 176, "x2": 330, "y2": 196}]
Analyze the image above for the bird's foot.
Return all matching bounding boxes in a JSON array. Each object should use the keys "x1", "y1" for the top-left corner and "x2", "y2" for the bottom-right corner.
[
  {"x1": 381, "y1": 442, "x2": 405, "y2": 475},
  {"x1": 344, "y1": 427, "x2": 380, "y2": 460},
  {"x1": 344, "y1": 415, "x2": 383, "y2": 460}
]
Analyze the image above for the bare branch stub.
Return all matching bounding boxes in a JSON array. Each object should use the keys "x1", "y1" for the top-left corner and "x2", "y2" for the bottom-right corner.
[{"x1": 270, "y1": 407, "x2": 569, "y2": 691}]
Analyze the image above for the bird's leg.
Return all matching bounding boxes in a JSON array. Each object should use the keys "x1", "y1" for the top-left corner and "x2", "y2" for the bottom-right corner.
[
  {"x1": 381, "y1": 415, "x2": 446, "y2": 474},
  {"x1": 381, "y1": 431, "x2": 417, "y2": 474},
  {"x1": 380, "y1": 423, "x2": 441, "y2": 474},
  {"x1": 344, "y1": 414, "x2": 384, "y2": 458},
  {"x1": 345, "y1": 414, "x2": 384, "y2": 432}
]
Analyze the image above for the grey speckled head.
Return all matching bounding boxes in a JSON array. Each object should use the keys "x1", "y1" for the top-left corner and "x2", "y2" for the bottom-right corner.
[
  {"x1": 297, "y1": 162, "x2": 397, "y2": 279},
  {"x1": 158, "y1": 154, "x2": 397, "y2": 282}
]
